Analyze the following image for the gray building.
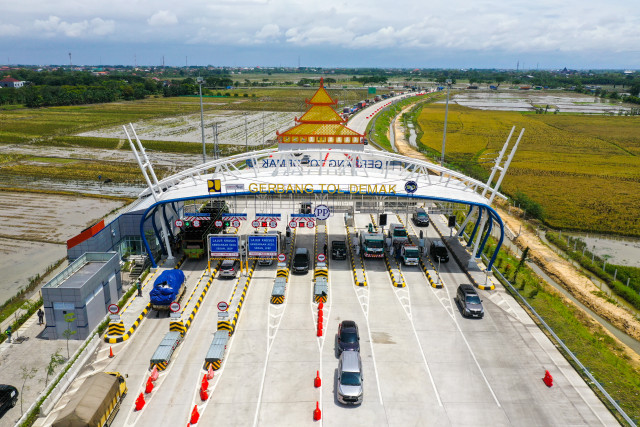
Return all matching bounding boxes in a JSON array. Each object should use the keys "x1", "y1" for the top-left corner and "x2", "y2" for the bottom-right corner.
[{"x1": 42, "y1": 252, "x2": 122, "y2": 340}]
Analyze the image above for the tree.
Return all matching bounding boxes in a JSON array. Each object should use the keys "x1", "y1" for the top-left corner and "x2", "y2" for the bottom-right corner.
[
  {"x1": 45, "y1": 350, "x2": 65, "y2": 387},
  {"x1": 20, "y1": 366, "x2": 37, "y2": 414},
  {"x1": 63, "y1": 312, "x2": 77, "y2": 359}
]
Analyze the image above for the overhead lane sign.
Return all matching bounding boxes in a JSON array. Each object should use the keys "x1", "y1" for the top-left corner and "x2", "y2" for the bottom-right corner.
[
  {"x1": 209, "y1": 235, "x2": 240, "y2": 258},
  {"x1": 247, "y1": 234, "x2": 279, "y2": 257}
]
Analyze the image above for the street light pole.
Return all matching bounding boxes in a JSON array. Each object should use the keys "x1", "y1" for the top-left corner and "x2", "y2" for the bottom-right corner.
[
  {"x1": 440, "y1": 79, "x2": 452, "y2": 166},
  {"x1": 244, "y1": 113, "x2": 248, "y2": 153},
  {"x1": 197, "y1": 77, "x2": 206, "y2": 164}
]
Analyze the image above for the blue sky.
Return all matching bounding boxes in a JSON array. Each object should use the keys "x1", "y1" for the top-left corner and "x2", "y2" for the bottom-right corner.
[{"x1": 2, "y1": 0, "x2": 639, "y2": 69}]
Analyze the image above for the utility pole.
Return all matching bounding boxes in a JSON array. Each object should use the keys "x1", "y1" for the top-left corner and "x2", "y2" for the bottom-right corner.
[
  {"x1": 244, "y1": 113, "x2": 249, "y2": 152},
  {"x1": 68, "y1": 52, "x2": 72, "y2": 68},
  {"x1": 440, "y1": 79, "x2": 452, "y2": 166},
  {"x1": 197, "y1": 77, "x2": 206, "y2": 163}
]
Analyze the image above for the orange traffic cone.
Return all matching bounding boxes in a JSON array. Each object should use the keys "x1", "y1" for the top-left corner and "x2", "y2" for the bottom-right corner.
[
  {"x1": 145, "y1": 377, "x2": 154, "y2": 394},
  {"x1": 109, "y1": 346, "x2": 114, "y2": 358},
  {"x1": 202, "y1": 375, "x2": 209, "y2": 391},
  {"x1": 200, "y1": 388, "x2": 209, "y2": 401},
  {"x1": 135, "y1": 393, "x2": 145, "y2": 411},
  {"x1": 150, "y1": 365, "x2": 159, "y2": 382},
  {"x1": 313, "y1": 401, "x2": 321, "y2": 421},
  {"x1": 190, "y1": 405, "x2": 200, "y2": 424},
  {"x1": 314, "y1": 371, "x2": 321, "y2": 388}
]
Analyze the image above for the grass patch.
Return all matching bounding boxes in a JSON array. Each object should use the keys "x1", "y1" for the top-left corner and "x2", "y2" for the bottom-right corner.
[{"x1": 414, "y1": 104, "x2": 640, "y2": 236}]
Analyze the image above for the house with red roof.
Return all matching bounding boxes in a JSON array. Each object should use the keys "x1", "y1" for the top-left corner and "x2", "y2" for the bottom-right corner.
[{"x1": 0, "y1": 77, "x2": 25, "y2": 88}]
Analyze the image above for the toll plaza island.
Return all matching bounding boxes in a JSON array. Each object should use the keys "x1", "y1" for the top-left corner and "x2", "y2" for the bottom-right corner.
[{"x1": 36, "y1": 80, "x2": 616, "y2": 426}]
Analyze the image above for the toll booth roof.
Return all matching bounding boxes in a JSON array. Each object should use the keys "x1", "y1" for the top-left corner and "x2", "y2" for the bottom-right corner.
[
  {"x1": 57, "y1": 262, "x2": 105, "y2": 288},
  {"x1": 43, "y1": 252, "x2": 118, "y2": 289}
]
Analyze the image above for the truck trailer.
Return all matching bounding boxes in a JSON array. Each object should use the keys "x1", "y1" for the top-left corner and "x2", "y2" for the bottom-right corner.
[
  {"x1": 52, "y1": 372, "x2": 127, "y2": 427},
  {"x1": 149, "y1": 269, "x2": 186, "y2": 310}
]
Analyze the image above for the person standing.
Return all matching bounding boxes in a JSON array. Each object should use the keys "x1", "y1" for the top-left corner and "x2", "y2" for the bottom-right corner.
[
  {"x1": 137, "y1": 280, "x2": 143, "y2": 297},
  {"x1": 5, "y1": 326, "x2": 11, "y2": 343},
  {"x1": 37, "y1": 308, "x2": 44, "y2": 325}
]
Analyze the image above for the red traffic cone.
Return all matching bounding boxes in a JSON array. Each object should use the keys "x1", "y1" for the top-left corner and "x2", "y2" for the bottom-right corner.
[
  {"x1": 313, "y1": 401, "x2": 321, "y2": 421},
  {"x1": 145, "y1": 377, "x2": 154, "y2": 394},
  {"x1": 318, "y1": 310, "x2": 323, "y2": 320},
  {"x1": 317, "y1": 326, "x2": 323, "y2": 337},
  {"x1": 314, "y1": 371, "x2": 321, "y2": 388},
  {"x1": 200, "y1": 387, "x2": 209, "y2": 401},
  {"x1": 543, "y1": 370, "x2": 553, "y2": 387},
  {"x1": 318, "y1": 301, "x2": 323, "y2": 310},
  {"x1": 135, "y1": 393, "x2": 145, "y2": 411},
  {"x1": 109, "y1": 346, "x2": 114, "y2": 358},
  {"x1": 150, "y1": 365, "x2": 159, "y2": 382},
  {"x1": 202, "y1": 375, "x2": 209, "y2": 391},
  {"x1": 318, "y1": 317, "x2": 323, "y2": 328},
  {"x1": 190, "y1": 405, "x2": 200, "y2": 424},
  {"x1": 207, "y1": 366, "x2": 214, "y2": 380}
]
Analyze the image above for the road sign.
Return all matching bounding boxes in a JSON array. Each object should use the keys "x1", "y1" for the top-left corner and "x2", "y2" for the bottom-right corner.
[
  {"x1": 314, "y1": 204, "x2": 330, "y2": 220},
  {"x1": 278, "y1": 253, "x2": 286, "y2": 262},
  {"x1": 107, "y1": 304, "x2": 119, "y2": 314},
  {"x1": 175, "y1": 219, "x2": 183, "y2": 227},
  {"x1": 317, "y1": 253, "x2": 326, "y2": 262},
  {"x1": 209, "y1": 235, "x2": 240, "y2": 257},
  {"x1": 193, "y1": 219, "x2": 201, "y2": 228},
  {"x1": 169, "y1": 302, "x2": 180, "y2": 312},
  {"x1": 307, "y1": 221, "x2": 315, "y2": 229},
  {"x1": 217, "y1": 301, "x2": 229, "y2": 311},
  {"x1": 232, "y1": 220, "x2": 241, "y2": 228},
  {"x1": 269, "y1": 220, "x2": 278, "y2": 229},
  {"x1": 247, "y1": 234, "x2": 279, "y2": 257},
  {"x1": 252, "y1": 220, "x2": 261, "y2": 228},
  {"x1": 289, "y1": 220, "x2": 297, "y2": 228},
  {"x1": 215, "y1": 220, "x2": 223, "y2": 227}
]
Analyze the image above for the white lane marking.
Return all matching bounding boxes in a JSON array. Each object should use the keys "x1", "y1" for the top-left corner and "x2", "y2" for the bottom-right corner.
[
  {"x1": 433, "y1": 279, "x2": 501, "y2": 407},
  {"x1": 252, "y1": 260, "x2": 290, "y2": 427},
  {"x1": 387, "y1": 275, "x2": 442, "y2": 407}
]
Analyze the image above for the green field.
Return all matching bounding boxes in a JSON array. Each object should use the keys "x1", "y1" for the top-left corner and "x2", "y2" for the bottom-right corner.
[{"x1": 415, "y1": 104, "x2": 640, "y2": 236}]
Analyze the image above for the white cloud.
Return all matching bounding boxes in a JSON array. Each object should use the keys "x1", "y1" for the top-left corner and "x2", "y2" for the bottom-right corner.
[
  {"x1": 148, "y1": 10, "x2": 178, "y2": 27},
  {"x1": 34, "y1": 15, "x2": 115, "y2": 38},
  {"x1": 0, "y1": 23, "x2": 21, "y2": 36},
  {"x1": 255, "y1": 24, "x2": 281, "y2": 40}
]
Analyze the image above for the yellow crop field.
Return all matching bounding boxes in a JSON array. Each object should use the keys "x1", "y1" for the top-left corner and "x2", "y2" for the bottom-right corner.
[{"x1": 416, "y1": 103, "x2": 640, "y2": 235}]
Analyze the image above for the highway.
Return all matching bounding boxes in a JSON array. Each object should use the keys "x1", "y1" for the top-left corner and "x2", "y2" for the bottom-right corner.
[{"x1": 45, "y1": 206, "x2": 616, "y2": 426}]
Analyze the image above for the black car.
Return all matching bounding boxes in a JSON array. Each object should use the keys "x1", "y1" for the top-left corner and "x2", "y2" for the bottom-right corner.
[
  {"x1": 412, "y1": 208, "x2": 430, "y2": 227},
  {"x1": 429, "y1": 240, "x2": 449, "y2": 263},
  {"x1": 331, "y1": 240, "x2": 347, "y2": 260},
  {"x1": 455, "y1": 284, "x2": 484, "y2": 318},
  {"x1": 337, "y1": 320, "x2": 360, "y2": 354},
  {"x1": 0, "y1": 385, "x2": 18, "y2": 415}
]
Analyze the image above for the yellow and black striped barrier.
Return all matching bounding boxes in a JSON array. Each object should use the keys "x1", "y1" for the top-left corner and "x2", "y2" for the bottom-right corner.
[
  {"x1": 217, "y1": 320, "x2": 233, "y2": 331},
  {"x1": 150, "y1": 361, "x2": 168, "y2": 371},
  {"x1": 107, "y1": 321, "x2": 124, "y2": 336},
  {"x1": 184, "y1": 277, "x2": 213, "y2": 331},
  {"x1": 346, "y1": 225, "x2": 367, "y2": 287},
  {"x1": 276, "y1": 268, "x2": 289, "y2": 280},
  {"x1": 270, "y1": 295, "x2": 285, "y2": 304},
  {"x1": 170, "y1": 319, "x2": 187, "y2": 337},
  {"x1": 230, "y1": 261, "x2": 256, "y2": 334},
  {"x1": 314, "y1": 268, "x2": 328, "y2": 279},
  {"x1": 104, "y1": 303, "x2": 151, "y2": 343},
  {"x1": 204, "y1": 360, "x2": 222, "y2": 370}
]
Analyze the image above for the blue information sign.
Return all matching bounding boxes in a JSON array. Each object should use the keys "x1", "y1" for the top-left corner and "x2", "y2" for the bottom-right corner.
[
  {"x1": 247, "y1": 235, "x2": 278, "y2": 257},
  {"x1": 209, "y1": 236, "x2": 240, "y2": 257}
]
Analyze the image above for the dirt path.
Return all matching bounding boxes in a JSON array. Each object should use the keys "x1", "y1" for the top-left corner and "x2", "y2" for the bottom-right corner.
[{"x1": 392, "y1": 109, "x2": 640, "y2": 364}]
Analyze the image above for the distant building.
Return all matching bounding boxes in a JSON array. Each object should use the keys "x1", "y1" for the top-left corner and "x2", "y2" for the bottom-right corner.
[{"x1": 0, "y1": 77, "x2": 25, "y2": 88}]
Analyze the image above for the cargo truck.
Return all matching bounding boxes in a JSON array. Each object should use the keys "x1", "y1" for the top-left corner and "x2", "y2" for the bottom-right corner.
[
  {"x1": 52, "y1": 372, "x2": 127, "y2": 427},
  {"x1": 401, "y1": 245, "x2": 420, "y2": 266},
  {"x1": 360, "y1": 231, "x2": 385, "y2": 258},
  {"x1": 388, "y1": 223, "x2": 409, "y2": 246},
  {"x1": 149, "y1": 269, "x2": 186, "y2": 311}
]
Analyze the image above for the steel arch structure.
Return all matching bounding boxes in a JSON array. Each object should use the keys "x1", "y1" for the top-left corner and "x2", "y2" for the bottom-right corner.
[{"x1": 130, "y1": 146, "x2": 508, "y2": 271}]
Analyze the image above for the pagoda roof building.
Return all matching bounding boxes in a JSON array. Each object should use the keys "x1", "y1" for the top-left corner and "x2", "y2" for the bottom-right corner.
[{"x1": 277, "y1": 77, "x2": 364, "y2": 151}]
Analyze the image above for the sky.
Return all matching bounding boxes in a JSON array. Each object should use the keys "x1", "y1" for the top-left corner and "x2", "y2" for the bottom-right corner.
[{"x1": 1, "y1": 0, "x2": 639, "y2": 69}]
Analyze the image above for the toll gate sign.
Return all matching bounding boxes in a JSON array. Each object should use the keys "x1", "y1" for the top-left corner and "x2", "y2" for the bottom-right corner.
[
  {"x1": 247, "y1": 234, "x2": 278, "y2": 257},
  {"x1": 209, "y1": 235, "x2": 240, "y2": 257}
]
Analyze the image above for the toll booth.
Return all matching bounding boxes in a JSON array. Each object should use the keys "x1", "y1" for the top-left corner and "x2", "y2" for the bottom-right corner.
[{"x1": 41, "y1": 252, "x2": 122, "y2": 340}]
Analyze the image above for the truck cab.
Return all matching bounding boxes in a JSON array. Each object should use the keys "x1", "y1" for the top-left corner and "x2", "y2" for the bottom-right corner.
[
  {"x1": 360, "y1": 231, "x2": 384, "y2": 258},
  {"x1": 401, "y1": 245, "x2": 420, "y2": 266},
  {"x1": 388, "y1": 223, "x2": 408, "y2": 245}
]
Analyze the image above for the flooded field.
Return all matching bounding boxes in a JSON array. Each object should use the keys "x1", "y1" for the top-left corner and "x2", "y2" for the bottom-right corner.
[
  {"x1": 441, "y1": 90, "x2": 630, "y2": 114},
  {"x1": 569, "y1": 233, "x2": 640, "y2": 268},
  {"x1": 78, "y1": 109, "x2": 297, "y2": 146},
  {"x1": 0, "y1": 192, "x2": 125, "y2": 304}
]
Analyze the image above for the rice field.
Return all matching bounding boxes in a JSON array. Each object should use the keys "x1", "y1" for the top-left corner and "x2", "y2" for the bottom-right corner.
[{"x1": 415, "y1": 103, "x2": 640, "y2": 236}]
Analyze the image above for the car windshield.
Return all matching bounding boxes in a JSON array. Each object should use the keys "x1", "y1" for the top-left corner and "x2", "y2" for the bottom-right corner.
[
  {"x1": 294, "y1": 255, "x2": 307, "y2": 264},
  {"x1": 417, "y1": 212, "x2": 427, "y2": 218},
  {"x1": 367, "y1": 239, "x2": 383, "y2": 248},
  {"x1": 333, "y1": 242, "x2": 346, "y2": 249},
  {"x1": 466, "y1": 295, "x2": 481, "y2": 304},
  {"x1": 222, "y1": 261, "x2": 234, "y2": 269},
  {"x1": 340, "y1": 330, "x2": 358, "y2": 343},
  {"x1": 393, "y1": 229, "x2": 407, "y2": 237},
  {"x1": 341, "y1": 371, "x2": 361, "y2": 386},
  {"x1": 405, "y1": 249, "x2": 419, "y2": 258}
]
